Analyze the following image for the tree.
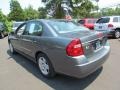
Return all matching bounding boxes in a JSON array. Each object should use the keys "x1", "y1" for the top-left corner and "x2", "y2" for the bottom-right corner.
[
  {"x1": 72, "y1": 0, "x2": 94, "y2": 18},
  {"x1": 8, "y1": 0, "x2": 25, "y2": 21},
  {"x1": 101, "y1": 8, "x2": 116, "y2": 16},
  {"x1": 38, "y1": 7, "x2": 47, "y2": 19},
  {"x1": 24, "y1": 5, "x2": 39, "y2": 20},
  {"x1": 43, "y1": 0, "x2": 94, "y2": 18},
  {"x1": 0, "y1": 9, "x2": 6, "y2": 21},
  {"x1": 0, "y1": 10, "x2": 12, "y2": 32}
]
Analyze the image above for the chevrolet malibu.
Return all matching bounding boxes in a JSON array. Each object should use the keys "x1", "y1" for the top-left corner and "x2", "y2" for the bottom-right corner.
[{"x1": 8, "y1": 19, "x2": 110, "y2": 78}]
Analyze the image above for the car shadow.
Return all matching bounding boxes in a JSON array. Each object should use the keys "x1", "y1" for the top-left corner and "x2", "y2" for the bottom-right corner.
[{"x1": 7, "y1": 50, "x2": 103, "y2": 90}]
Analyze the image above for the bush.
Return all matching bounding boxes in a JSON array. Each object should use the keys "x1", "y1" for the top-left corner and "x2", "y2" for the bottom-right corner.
[
  {"x1": 0, "y1": 10, "x2": 12, "y2": 33},
  {"x1": 4, "y1": 20, "x2": 12, "y2": 32}
]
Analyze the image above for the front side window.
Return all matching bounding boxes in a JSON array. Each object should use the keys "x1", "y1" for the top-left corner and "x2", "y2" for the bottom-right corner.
[
  {"x1": 24, "y1": 22, "x2": 43, "y2": 36},
  {"x1": 16, "y1": 23, "x2": 26, "y2": 35}
]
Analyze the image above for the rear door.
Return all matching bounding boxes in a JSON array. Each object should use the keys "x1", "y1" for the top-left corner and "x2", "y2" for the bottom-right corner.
[{"x1": 94, "y1": 17, "x2": 110, "y2": 31}]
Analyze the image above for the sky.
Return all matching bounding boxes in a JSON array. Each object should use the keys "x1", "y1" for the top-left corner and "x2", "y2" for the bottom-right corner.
[{"x1": 0, "y1": 0, "x2": 120, "y2": 15}]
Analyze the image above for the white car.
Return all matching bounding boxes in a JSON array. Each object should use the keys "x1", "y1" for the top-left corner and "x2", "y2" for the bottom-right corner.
[{"x1": 94, "y1": 16, "x2": 120, "y2": 38}]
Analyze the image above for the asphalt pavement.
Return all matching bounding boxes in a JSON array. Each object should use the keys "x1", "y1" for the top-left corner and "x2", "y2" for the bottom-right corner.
[{"x1": 0, "y1": 37, "x2": 120, "y2": 90}]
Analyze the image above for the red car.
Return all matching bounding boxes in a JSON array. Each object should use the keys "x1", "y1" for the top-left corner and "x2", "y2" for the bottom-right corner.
[{"x1": 78, "y1": 18, "x2": 98, "y2": 30}]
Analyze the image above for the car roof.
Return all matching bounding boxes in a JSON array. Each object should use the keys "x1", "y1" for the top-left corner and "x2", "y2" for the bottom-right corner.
[
  {"x1": 83, "y1": 18, "x2": 97, "y2": 19},
  {"x1": 101, "y1": 16, "x2": 120, "y2": 18},
  {"x1": 26, "y1": 19, "x2": 74, "y2": 23}
]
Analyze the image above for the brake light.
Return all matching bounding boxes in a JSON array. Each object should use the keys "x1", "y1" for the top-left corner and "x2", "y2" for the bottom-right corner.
[
  {"x1": 66, "y1": 39, "x2": 84, "y2": 57},
  {"x1": 108, "y1": 24, "x2": 113, "y2": 28}
]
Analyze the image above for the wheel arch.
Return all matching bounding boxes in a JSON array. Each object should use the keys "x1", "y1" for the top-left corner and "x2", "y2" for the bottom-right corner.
[
  {"x1": 115, "y1": 28, "x2": 120, "y2": 31},
  {"x1": 35, "y1": 51, "x2": 48, "y2": 62}
]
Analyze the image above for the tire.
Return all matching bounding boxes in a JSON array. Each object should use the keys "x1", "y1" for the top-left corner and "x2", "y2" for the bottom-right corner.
[
  {"x1": 37, "y1": 53, "x2": 56, "y2": 78},
  {"x1": 0, "y1": 32, "x2": 4, "y2": 38},
  {"x1": 114, "y1": 30, "x2": 120, "y2": 39},
  {"x1": 9, "y1": 42, "x2": 15, "y2": 54}
]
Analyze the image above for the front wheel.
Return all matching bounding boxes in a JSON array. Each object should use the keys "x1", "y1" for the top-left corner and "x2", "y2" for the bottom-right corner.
[
  {"x1": 0, "y1": 33, "x2": 4, "y2": 38},
  {"x1": 9, "y1": 42, "x2": 15, "y2": 54},
  {"x1": 37, "y1": 53, "x2": 56, "y2": 78},
  {"x1": 115, "y1": 30, "x2": 120, "y2": 39}
]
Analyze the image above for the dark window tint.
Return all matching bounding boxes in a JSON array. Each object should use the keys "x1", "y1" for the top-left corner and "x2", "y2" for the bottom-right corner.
[
  {"x1": 16, "y1": 23, "x2": 26, "y2": 35},
  {"x1": 78, "y1": 20, "x2": 85, "y2": 24},
  {"x1": 96, "y1": 18, "x2": 110, "y2": 23},
  {"x1": 24, "y1": 22, "x2": 43, "y2": 36},
  {"x1": 113, "y1": 17, "x2": 118, "y2": 22}
]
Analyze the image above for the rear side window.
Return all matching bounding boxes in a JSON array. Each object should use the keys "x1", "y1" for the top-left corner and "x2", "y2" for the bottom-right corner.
[
  {"x1": 113, "y1": 17, "x2": 118, "y2": 22},
  {"x1": 87, "y1": 19, "x2": 97, "y2": 24},
  {"x1": 96, "y1": 18, "x2": 110, "y2": 23},
  {"x1": 78, "y1": 20, "x2": 85, "y2": 24},
  {"x1": 87, "y1": 20, "x2": 93, "y2": 23}
]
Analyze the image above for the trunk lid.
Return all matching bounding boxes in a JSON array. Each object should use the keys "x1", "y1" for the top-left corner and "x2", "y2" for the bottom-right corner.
[{"x1": 60, "y1": 30, "x2": 107, "y2": 58}]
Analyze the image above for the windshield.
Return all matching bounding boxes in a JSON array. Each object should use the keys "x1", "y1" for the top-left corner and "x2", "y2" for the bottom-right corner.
[{"x1": 48, "y1": 20, "x2": 89, "y2": 33}]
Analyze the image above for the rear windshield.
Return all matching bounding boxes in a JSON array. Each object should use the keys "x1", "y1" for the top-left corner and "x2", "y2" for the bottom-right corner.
[
  {"x1": 48, "y1": 20, "x2": 89, "y2": 33},
  {"x1": 96, "y1": 18, "x2": 110, "y2": 23}
]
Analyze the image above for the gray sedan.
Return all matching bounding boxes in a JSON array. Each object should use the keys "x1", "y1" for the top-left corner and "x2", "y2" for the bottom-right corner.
[{"x1": 8, "y1": 19, "x2": 110, "y2": 78}]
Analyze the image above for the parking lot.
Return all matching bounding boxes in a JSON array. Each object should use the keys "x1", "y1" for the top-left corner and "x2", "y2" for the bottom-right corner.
[{"x1": 0, "y1": 37, "x2": 120, "y2": 90}]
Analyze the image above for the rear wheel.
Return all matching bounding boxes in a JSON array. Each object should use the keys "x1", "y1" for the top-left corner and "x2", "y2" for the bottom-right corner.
[
  {"x1": 37, "y1": 53, "x2": 56, "y2": 78},
  {"x1": 115, "y1": 30, "x2": 120, "y2": 39}
]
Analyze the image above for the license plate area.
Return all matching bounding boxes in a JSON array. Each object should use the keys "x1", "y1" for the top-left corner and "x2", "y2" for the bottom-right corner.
[
  {"x1": 99, "y1": 26, "x2": 102, "y2": 29},
  {"x1": 92, "y1": 40, "x2": 102, "y2": 50}
]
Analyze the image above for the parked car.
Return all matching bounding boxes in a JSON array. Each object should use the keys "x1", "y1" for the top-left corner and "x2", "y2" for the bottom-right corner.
[
  {"x1": 0, "y1": 22, "x2": 8, "y2": 38},
  {"x1": 94, "y1": 16, "x2": 120, "y2": 38},
  {"x1": 78, "y1": 18, "x2": 97, "y2": 30},
  {"x1": 8, "y1": 19, "x2": 110, "y2": 78},
  {"x1": 12, "y1": 21, "x2": 24, "y2": 31}
]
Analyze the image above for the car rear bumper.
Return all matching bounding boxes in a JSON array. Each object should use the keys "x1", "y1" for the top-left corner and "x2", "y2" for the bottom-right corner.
[
  {"x1": 106, "y1": 30, "x2": 115, "y2": 37},
  {"x1": 63, "y1": 43, "x2": 110, "y2": 78}
]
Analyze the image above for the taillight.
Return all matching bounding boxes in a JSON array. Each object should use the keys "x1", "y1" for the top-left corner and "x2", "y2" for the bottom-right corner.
[
  {"x1": 66, "y1": 39, "x2": 84, "y2": 57},
  {"x1": 108, "y1": 24, "x2": 113, "y2": 28}
]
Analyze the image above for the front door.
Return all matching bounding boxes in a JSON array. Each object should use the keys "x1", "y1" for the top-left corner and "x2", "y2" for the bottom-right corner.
[
  {"x1": 12, "y1": 23, "x2": 26, "y2": 52},
  {"x1": 21, "y1": 21, "x2": 43, "y2": 59}
]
